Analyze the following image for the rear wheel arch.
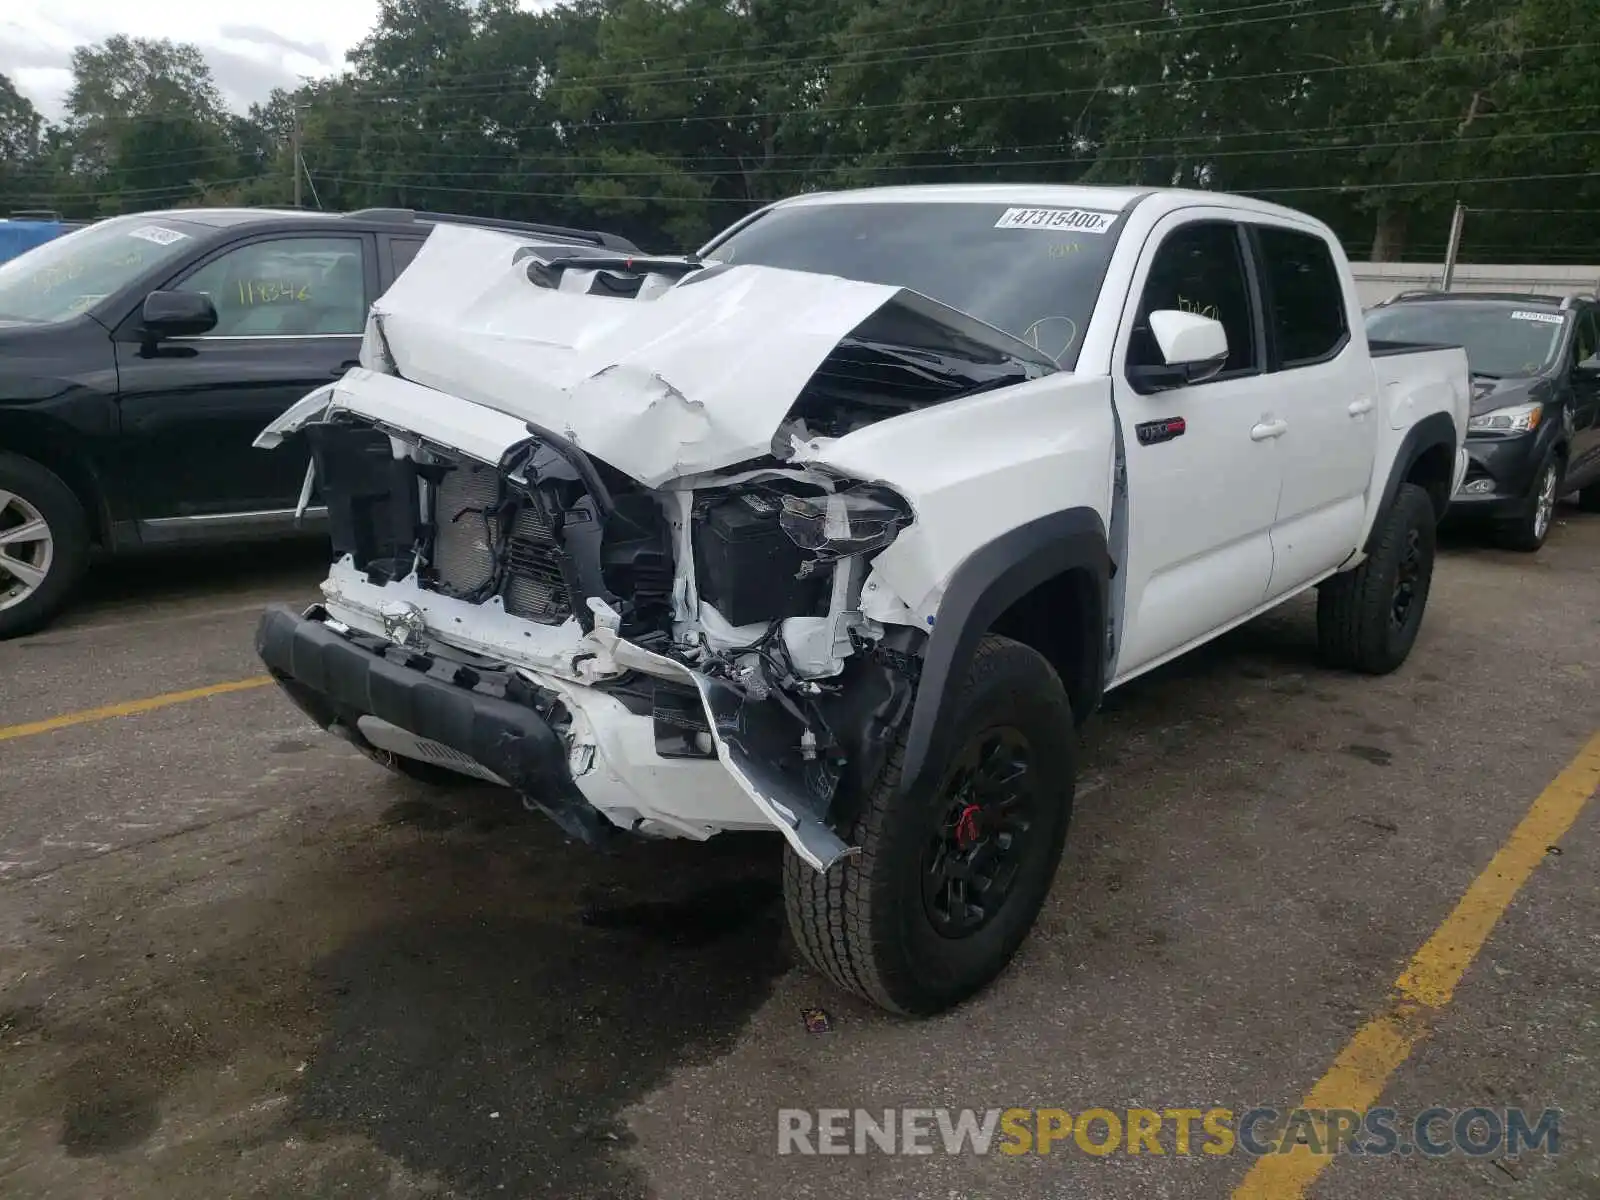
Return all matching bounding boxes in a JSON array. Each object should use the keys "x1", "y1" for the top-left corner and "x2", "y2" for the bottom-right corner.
[
  {"x1": 900, "y1": 508, "x2": 1110, "y2": 803},
  {"x1": 1370, "y1": 411, "x2": 1457, "y2": 543}
]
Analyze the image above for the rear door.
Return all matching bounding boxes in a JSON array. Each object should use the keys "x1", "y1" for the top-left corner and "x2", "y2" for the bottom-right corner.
[
  {"x1": 1249, "y1": 223, "x2": 1379, "y2": 598},
  {"x1": 113, "y1": 232, "x2": 376, "y2": 534},
  {"x1": 1109, "y1": 212, "x2": 1284, "y2": 681},
  {"x1": 383, "y1": 235, "x2": 427, "y2": 290}
]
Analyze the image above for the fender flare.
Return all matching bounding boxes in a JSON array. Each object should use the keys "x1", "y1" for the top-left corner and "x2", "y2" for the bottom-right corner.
[
  {"x1": 1367, "y1": 410, "x2": 1457, "y2": 549},
  {"x1": 899, "y1": 507, "x2": 1110, "y2": 803}
]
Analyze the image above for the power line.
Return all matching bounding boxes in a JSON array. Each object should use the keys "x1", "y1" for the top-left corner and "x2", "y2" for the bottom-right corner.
[
  {"x1": 338, "y1": 0, "x2": 1324, "y2": 98},
  {"x1": 311, "y1": 102, "x2": 1600, "y2": 167},
  {"x1": 300, "y1": 40, "x2": 1600, "y2": 134},
  {"x1": 308, "y1": 167, "x2": 1600, "y2": 207},
  {"x1": 298, "y1": 126, "x2": 1600, "y2": 183}
]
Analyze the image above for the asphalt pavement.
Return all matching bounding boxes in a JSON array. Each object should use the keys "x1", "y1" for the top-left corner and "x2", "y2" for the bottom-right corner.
[{"x1": 0, "y1": 512, "x2": 1596, "y2": 1200}]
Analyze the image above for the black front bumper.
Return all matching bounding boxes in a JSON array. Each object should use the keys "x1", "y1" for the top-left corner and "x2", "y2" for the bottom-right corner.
[
  {"x1": 1449, "y1": 430, "x2": 1555, "y2": 519},
  {"x1": 255, "y1": 604, "x2": 585, "y2": 810}
]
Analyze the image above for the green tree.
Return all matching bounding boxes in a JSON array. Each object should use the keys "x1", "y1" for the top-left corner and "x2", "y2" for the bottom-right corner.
[
  {"x1": 61, "y1": 35, "x2": 238, "y2": 214},
  {"x1": 0, "y1": 73, "x2": 47, "y2": 212}
]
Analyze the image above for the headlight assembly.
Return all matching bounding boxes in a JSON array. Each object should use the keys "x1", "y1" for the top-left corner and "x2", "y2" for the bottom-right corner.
[
  {"x1": 779, "y1": 484, "x2": 912, "y2": 571},
  {"x1": 1468, "y1": 401, "x2": 1542, "y2": 434}
]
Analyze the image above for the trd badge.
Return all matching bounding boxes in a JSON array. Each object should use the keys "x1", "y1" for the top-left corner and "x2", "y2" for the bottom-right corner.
[{"x1": 1135, "y1": 416, "x2": 1187, "y2": 445}]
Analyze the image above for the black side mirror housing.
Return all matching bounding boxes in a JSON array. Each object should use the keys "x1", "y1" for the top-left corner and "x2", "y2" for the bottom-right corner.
[
  {"x1": 1127, "y1": 356, "x2": 1227, "y2": 394},
  {"x1": 141, "y1": 290, "x2": 217, "y2": 339}
]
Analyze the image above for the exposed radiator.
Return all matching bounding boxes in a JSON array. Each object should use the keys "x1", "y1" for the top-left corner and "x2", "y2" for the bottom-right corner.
[{"x1": 430, "y1": 462, "x2": 572, "y2": 622}]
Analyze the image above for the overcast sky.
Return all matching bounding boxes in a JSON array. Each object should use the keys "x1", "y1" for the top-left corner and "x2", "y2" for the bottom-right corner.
[{"x1": 3, "y1": 1, "x2": 386, "y2": 120}]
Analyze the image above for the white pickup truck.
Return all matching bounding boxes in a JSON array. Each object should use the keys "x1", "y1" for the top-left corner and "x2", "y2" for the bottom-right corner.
[{"x1": 255, "y1": 184, "x2": 1469, "y2": 1015}]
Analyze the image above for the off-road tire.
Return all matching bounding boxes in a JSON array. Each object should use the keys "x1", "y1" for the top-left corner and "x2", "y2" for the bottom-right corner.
[
  {"x1": 0, "y1": 452, "x2": 91, "y2": 640},
  {"x1": 1492, "y1": 454, "x2": 1562, "y2": 553},
  {"x1": 1316, "y1": 482, "x2": 1436, "y2": 675},
  {"x1": 782, "y1": 634, "x2": 1076, "y2": 1016}
]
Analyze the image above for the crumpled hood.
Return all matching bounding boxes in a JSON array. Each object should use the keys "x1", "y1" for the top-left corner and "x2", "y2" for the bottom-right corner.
[{"x1": 355, "y1": 223, "x2": 1049, "y2": 486}]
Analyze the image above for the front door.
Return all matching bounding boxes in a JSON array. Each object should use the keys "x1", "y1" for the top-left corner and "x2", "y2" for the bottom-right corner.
[
  {"x1": 1109, "y1": 214, "x2": 1285, "y2": 681},
  {"x1": 113, "y1": 232, "x2": 375, "y2": 534},
  {"x1": 1563, "y1": 306, "x2": 1600, "y2": 490}
]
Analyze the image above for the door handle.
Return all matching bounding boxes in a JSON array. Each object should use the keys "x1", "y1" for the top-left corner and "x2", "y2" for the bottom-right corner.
[
  {"x1": 1250, "y1": 419, "x2": 1288, "y2": 441},
  {"x1": 1348, "y1": 397, "x2": 1374, "y2": 416}
]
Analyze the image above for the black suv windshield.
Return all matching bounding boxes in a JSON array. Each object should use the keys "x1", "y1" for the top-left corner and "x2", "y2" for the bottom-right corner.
[
  {"x1": 701, "y1": 201, "x2": 1128, "y2": 369},
  {"x1": 1364, "y1": 300, "x2": 1567, "y2": 378},
  {"x1": 0, "y1": 215, "x2": 201, "y2": 324}
]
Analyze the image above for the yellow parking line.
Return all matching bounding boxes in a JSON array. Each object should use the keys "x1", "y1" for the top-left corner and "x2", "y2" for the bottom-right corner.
[
  {"x1": 1233, "y1": 729, "x2": 1600, "y2": 1199},
  {"x1": 0, "y1": 676, "x2": 274, "y2": 743}
]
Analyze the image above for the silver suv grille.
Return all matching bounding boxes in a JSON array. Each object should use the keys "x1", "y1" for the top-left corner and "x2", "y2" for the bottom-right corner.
[{"x1": 431, "y1": 462, "x2": 572, "y2": 622}]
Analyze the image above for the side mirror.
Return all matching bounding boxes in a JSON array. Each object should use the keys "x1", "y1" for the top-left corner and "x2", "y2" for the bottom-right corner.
[
  {"x1": 141, "y1": 290, "x2": 217, "y2": 339},
  {"x1": 1129, "y1": 310, "x2": 1230, "y2": 391}
]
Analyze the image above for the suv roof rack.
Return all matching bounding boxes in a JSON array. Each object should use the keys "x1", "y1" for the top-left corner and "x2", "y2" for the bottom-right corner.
[
  {"x1": 342, "y1": 207, "x2": 638, "y2": 251},
  {"x1": 7, "y1": 208, "x2": 65, "y2": 222}
]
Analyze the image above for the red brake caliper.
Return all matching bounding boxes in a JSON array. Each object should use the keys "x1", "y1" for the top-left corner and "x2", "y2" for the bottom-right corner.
[{"x1": 954, "y1": 803, "x2": 983, "y2": 849}]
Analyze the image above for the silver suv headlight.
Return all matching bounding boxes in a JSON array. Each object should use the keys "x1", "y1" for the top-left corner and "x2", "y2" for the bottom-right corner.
[{"x1": 1468, "y1": 401, "x2": 1542, "y2": 434}]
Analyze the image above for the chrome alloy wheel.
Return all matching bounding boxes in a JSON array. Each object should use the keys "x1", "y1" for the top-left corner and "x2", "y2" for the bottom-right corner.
[
  {"x1": 0, "y1": 489, "x2": 54, "y2": 613},
  {"x1": 1532, "y1": 461, "x2": 1559, "y2": 544}
]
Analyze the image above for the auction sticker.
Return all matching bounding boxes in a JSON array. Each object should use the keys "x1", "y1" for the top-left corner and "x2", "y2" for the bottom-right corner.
[
  {"x1": 127, "y1": 225, "x2": 188, "y2": 246},
  {"x1": 995, "y1": 207, "x2": 1116, "y2": 234},
  {"x1": 1510, "y1": 310, "x2": 1563, "y2": 324}
]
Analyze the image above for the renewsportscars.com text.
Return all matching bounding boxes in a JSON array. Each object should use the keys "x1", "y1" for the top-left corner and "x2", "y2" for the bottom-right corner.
[{"x1": 776, "y1": 1106, "x2": 1562, "y2": 1158}]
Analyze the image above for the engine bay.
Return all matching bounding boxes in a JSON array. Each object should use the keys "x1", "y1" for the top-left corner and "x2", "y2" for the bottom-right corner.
[{"x1": 298, "y1": 409, "x2": 926, "y2": 854}]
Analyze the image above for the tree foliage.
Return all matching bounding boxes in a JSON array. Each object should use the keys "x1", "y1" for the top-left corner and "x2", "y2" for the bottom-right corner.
[{"x1": 4, "y1": 1, "x2": 1598, "y2": 261}]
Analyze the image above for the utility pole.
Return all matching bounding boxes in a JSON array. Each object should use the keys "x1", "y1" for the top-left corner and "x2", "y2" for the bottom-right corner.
[
  {"x1": 291, "y1": 106, "x2": 303, "y2": 209},
  {"x1": 1441, "y1": 202, "x2": 1466, "y2": 291}
]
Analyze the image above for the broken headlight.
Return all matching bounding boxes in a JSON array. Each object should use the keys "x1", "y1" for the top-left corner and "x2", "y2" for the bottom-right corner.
[{"x1": 779, "y1": 484, "x2": 912, "y2": 572}]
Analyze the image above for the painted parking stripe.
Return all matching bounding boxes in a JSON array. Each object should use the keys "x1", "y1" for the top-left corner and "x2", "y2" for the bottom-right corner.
[
  {"x1": 1233, "y1": 729, "x2": 1600, "y2": 1198},
  {"x1": 0, "y1": 676, "x2": 274, "y2": 743}
]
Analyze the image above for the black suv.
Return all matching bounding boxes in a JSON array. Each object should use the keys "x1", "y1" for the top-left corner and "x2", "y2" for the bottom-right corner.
[
  {"x1": 0, "y1": 207, "x2": 638, "y2": 637},
  {"x1": 1364, "y1": 291, "x2": 1600, "y2": 551}
]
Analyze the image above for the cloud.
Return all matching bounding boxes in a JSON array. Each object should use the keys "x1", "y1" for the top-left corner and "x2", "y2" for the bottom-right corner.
[
  {"x1": 204, "y1": 46, "x2": 317, "y2": 113},
  {"x1": 218, "y1": 23, "x2": 332, "y2": 64}
]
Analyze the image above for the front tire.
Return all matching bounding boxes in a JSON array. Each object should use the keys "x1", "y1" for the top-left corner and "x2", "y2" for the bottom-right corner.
[
  {"x1": 1493, "y1": 455, "x2": 1562, "y2": 552},
  {"x1": 0, "y1": 453, "x2": 91, "y2": 640},
  {"x1": 783, "y1": 635, "x2": 1076, "y2": 1016},
  {"x1": 1317, "y1": 482, "x2": 1437, "y2": 675}
]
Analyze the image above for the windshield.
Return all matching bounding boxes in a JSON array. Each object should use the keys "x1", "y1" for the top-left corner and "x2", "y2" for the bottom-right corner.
[
  {"x1": 701, "y1": 201, "x2": 1128, "y2": 369},
  {"x1": 0, "y1": 215, "x2": 201, "y2": 324},
  {"x1": 1364, "y1": 300, "x2": 1567, "y2": 378}
]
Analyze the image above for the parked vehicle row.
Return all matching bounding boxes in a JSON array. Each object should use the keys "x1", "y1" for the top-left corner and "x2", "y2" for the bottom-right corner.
[
  {"x1": 250, "y1": 184, "x2": 1469, "y2": 1015},
  {"x1": 1365, "y1": 290, "x2": 1600, "y2": 550},
  {"x1": 0, "y1": 207, "x2": 639, "y2": 636}
]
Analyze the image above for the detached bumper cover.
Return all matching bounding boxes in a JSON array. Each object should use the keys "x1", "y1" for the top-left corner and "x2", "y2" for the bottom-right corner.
[{"x1": 255, "y1": 604, "x2": 574, "y2": 801}]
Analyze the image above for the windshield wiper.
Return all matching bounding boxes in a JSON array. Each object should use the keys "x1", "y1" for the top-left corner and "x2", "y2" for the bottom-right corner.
[{"x1": 1470, "y1": 370, "x2": 1501, "y2": 380}]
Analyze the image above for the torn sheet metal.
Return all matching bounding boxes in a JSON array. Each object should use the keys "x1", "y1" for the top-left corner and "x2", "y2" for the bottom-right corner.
[
  {"x1": 589, "y1": 624, "x2": 855, "y2": 870},
  {"x1": 257, "y1": 369, "x2": 533, "y2": 466},
  {"x1": 357, "y1": 223, "x2": 1038, "y2": 486}
]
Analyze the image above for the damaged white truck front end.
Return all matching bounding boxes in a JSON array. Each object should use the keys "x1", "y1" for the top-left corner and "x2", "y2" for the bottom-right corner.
[{"x1": 254, "y1": 222, "x2": 1114, "y2": 874}]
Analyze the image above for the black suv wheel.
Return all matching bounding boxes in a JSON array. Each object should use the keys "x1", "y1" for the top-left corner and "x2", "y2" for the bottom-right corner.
[
  {"x1": 1494, "y1": 454, "x2": 1562, "y2": 552},
  {"x1": 783, "y1": 635, "x2": 1076, "y2": 1016}
]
